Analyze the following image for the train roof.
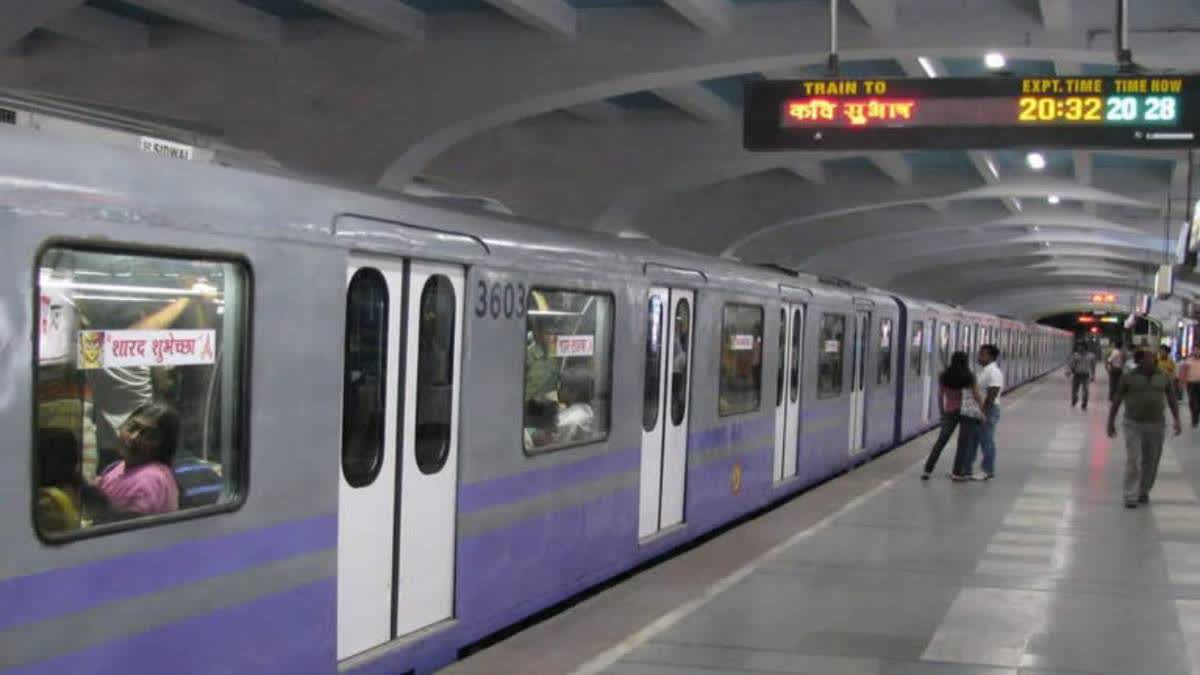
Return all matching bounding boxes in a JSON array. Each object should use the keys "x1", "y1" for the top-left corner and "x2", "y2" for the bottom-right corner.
[{"x1": 1, "y1": 118, "x2": 1055, "y2": 329}]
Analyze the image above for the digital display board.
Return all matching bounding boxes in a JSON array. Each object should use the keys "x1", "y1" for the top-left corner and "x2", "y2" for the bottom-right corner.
[{"x1": 744, "y1": 76, "x2": 1200, "y2": 150}]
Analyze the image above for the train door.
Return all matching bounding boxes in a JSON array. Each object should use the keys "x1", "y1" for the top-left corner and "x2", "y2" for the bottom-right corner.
[
  {"x1": 773, "y1": 304, "x2": 804, "y2": 482},
  {"x1": 338, "y1": 258, "x2": 464, "y2": 660},
  {"x1": 639, "y1": 287, "x2": 694, "y2": 539},
  {"x1": 848, "y1": 309, "x2": 870, "y2": 454}
]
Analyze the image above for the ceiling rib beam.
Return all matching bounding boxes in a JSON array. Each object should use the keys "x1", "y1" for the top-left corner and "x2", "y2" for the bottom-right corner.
[
  {"x1": 1055, "y1": 60, "x2": 1081, "y2": 75},
  {"x1": 565, "y1": 101, "x2": 627, "y2": 123},
  {"x1": 122, "y1": 0, "x2": 283, "y2": 44},
  {"x1": 651, "y1": 84, "x2": 734, "y2": 122},
  {"x1": 867, "y1": 153, "x2": 912, "y2": 184},
  {"x1": 967, "y1": 150, "x2": 1021, "y2": 214},
  {"x1": 848, "y1": 0, "x2": 897, "y2": 30},
  {"x1": 483, "y1": 0, "x2": 577, "y2": 38},
  {"x1": 304, "y1": 0, "x2": 425, "y2": 41},
  {"x1": 43, "y1": 5, "x2": 150, "y2": 49},
  {"x1": 787, "y1": 162, "x2": 826, "y2": 184},
  {"x1": 1038, "y1": 0, "x2": 1071, "y2": 31},
  {"x1": 0, "y1": 0, "x2": 84, "y2": 49},
  {"x1": 897, "y1": 56, "x2": 941, "y2": 78},
  {"x1": 662, "y1": 0, "x2": 734, "y2": 35}
]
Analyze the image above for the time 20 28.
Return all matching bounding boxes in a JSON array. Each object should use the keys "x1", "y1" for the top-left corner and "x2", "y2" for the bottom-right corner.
[{"x1": 474, "y1": 280, "x2": 527, "y2": 319}]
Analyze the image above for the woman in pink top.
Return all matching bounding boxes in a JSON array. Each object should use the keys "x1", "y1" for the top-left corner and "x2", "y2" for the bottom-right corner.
[
  {"x1": 921, "y1": 351, "x2": 984, "y2": 480},
  {"x1": 88, "y1": 401, "x2": 180, "y2": 521}
]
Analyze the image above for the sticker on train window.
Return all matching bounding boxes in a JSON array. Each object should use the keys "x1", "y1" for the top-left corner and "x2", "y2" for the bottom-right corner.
[
  {"x1": 76, "y1": 330, "x2": 216, "y2": 369},
  {"x1": 729, "y1": 334, "x2": 755, "y2": 351},
  {"x1": 39, "y1": 292, "x2": 74, "y2": 363},
  {"x1": 823, "y1": 339, "x2": 840, "y2": 353},
  {"x1": 553, "y1": 334, "x2": 594, "y2": 357}
]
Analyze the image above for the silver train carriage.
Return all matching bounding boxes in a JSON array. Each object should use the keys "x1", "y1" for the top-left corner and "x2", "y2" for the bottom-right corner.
[{"x1": 0, "y1": 122, "x2": 1073, "y2": 675}]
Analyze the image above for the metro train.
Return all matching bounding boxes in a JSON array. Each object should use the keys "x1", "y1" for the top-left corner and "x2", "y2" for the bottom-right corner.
[{"x1": 0, "y1": 118, "x2": 1071, "y2": 675}]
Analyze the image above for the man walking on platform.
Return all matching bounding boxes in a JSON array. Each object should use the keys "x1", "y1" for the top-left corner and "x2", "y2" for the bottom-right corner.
[
  {"x1": 1107, "y1": 349, "x2": 1182, "y2": 508},
  {"x1": 1106, "y1": 342, "x2": 1126, "y2": 402},
  {"x1": 1066, "y1": 343, "x2": 1096, "y2": 410}
]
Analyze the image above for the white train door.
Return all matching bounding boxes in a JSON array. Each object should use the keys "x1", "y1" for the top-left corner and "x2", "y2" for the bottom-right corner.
[
  {"x1": 639, "y1": 288, "x2": 693, "y2": 539},
  {"x1": 773, "y1": 305, "x2": 804, "y2": 482},
  {"x1": 848, "y1": 309, "x2": 870, "y2": 454},
  {"x1": 337, "y1": 258, "x2": 463, "y2": 660}
]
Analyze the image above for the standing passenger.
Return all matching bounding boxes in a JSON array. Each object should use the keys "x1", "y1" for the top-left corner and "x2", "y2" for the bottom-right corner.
[
  {"x1": 921, "y1": 351, "x2": 983, "y2": 480},
  {"x1": 970, "y1": 344, "x2": 1005, "y2": 480},
  {"x1": 1107, "y1": 350, "x2": 1182, "y2": 508},
  {"x1": 1066, "y1": 343, "x2": 1096, "y2": 410},
  {"x1": 1179, "y1": 351, "x2": 1200, "y2": 428},
  {"x1": 1106, "y1": 341, "x2": 1126, "y2": 402}
]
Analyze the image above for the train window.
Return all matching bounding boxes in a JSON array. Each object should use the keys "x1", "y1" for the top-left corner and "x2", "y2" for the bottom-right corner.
[
  {"x1": 910, "y1": 321, "x2": 925, "y2": 376},
  {"x1": 415, "y1": 275, "x2": 456, "y2": 475},
  {"x1": 643, "y1": 295, "x2": 665, "y2": 431},
  {"x1": 789, "y1": 308, "x2": 802, "y2": 403},
  {"x1": 34, "y1": 247, "x2": 248, "y2": 539},
  {"x1": 776, "y1": 309, "x2": 786, "y2": 408},
  {"x1": 818, "y1": 313, "x2": 846, "y2": 399},
  {"x1": 344, "y1": 268, "x2": 389, "y2": 489},
  {"x1": 523, "y1": 289, "x2": 614, "y2": 453},
  {"x1": 670, "y1": 298, "x2": 691, "y2": 426},
  {"x1": 718, "y1": 304, "x2": 764, "y2": 416},
  {"x1": 877, "y1": 319, "x2": 893, "y2": 385}
]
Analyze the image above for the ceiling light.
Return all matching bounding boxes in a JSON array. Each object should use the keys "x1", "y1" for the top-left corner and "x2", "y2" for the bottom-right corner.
[
  {"x1": 984, "y1": 52, "x2": 1007, "y2": 70},
  {"x1": 1048, "y1": 195, "x2": 1060, "y2": 204},
  {"x1": 917, "y1": 56, "x2": 938, "y2": 78},
  {"x1": 1026, "y1": 152, "x2": 1046, "y2": 170}
]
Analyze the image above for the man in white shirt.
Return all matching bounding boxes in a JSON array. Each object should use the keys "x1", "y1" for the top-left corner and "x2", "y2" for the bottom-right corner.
[{"x1": 972, "y1": 344, "x2": 1005, "y2": 480}]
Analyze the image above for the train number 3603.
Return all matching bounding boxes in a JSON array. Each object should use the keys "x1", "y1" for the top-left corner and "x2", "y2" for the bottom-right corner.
[{"x1": 474, "y1": 281, "x2": 527, "y2": 319}]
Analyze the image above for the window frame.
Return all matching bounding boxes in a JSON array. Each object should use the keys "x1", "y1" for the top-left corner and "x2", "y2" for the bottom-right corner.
[
  {"x1": 718, "y1": 302, "x2": 765, "y2": 417},
  {"x1": 413, "y1": 273, "x2": 457, "y2": 475},
  {"x1": 521, "y1": 286, "x2": 617, "y2": 456},
  {"x1": 342, "y1": 266, "x2": 391, "y2": 488},
  {"x1": 877, "y1": 318, "x2": 893, "y2": 386},
  {"x1": 642, "y1": 294, "x2": 666, "y2": 432},
  {"x1": 817, "y1": 312, "x2": 847, "y2": 400},
  {"x1": 31, "y1": 241, "x2": 254, "y2": 544},
  {"x1": 910, "y1": 320, "x2": 925, "y2": 377}
]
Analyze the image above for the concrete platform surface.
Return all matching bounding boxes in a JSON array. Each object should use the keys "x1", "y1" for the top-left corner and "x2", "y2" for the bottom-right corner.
[{"x1": 444, "y1": 376, "x2": 1200, "y2": 675}]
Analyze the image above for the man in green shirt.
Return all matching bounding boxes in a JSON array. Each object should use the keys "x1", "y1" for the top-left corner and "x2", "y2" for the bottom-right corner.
[{"x1": 1107, "y1": 349, "x2": 1182, "y2": 508}]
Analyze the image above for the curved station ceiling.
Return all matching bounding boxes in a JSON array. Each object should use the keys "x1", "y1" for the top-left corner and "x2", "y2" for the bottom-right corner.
[{"x1": 2, "y1": 0, "x2": 1198, "y2": 320}]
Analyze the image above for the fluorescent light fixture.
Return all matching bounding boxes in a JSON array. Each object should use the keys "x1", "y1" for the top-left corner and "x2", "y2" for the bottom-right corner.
[
  {"x1": 1026, "y1": 151, "x2": 1046, "y2": 170},
  {"x1": 40, "y1": 280, "x2": 219, "y2": 297},
  {"x1": 1048, "y1": 194, "x2": 1060, "y2": 204},
  {"x1": 984, "y1": 52, "x2": 1006, "y2": 69},
  {"x1": 917, "y1": 56, "x2": 938, "y2": 78}
]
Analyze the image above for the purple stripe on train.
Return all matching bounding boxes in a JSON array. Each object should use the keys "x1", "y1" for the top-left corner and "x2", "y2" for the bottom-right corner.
[
  {"x1": 458, "y1": 446, "x2": 640, "y2": 514},
  {"x1": 0, "y1": 513, "x2": 336, "y2": 633},
  {"x1": 2, "y1": 578, "x2": 336, "y2": 675}
]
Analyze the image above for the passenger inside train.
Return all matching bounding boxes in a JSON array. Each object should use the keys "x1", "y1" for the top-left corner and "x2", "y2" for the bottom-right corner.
[
  {"x1": 34, "y1": 248, "x2": 245, "y2": 536},
  {"x1": 522, "y1": 289, "x2": 612, "y2": 452}
]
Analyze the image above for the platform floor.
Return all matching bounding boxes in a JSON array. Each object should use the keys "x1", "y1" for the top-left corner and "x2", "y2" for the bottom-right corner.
[{"x1": 444, "y1": 376, "x2": 1200, "y2": 675}]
